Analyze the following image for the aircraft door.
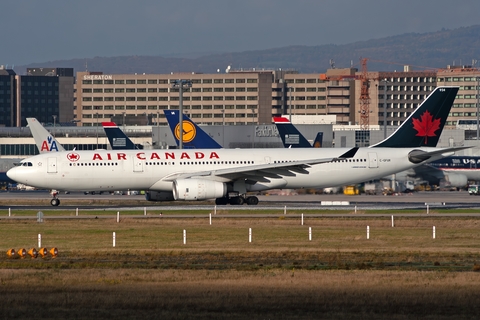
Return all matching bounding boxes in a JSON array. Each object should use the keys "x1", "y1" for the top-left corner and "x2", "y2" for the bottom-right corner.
[
  {"x1": 368, "y1": 152, "x2": 378, "y2": 168},
  {"x1": 47, "y1": 157, "x2": 57, "y2": 173},
  {"x1": 133, "y1": 157, "x2": 144, "y2": 172}
]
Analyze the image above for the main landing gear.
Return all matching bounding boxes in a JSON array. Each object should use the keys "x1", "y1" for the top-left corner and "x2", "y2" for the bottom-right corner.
[{"x1": 215, "y1": 195, "x2": 259, "y2": 206}]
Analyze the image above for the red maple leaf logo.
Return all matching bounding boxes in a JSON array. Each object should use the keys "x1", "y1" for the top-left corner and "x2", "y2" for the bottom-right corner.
[
  {"x1": 67, "y1": 152, "x2": 80, "y2": 162},
  {"x1": 412, "y1": 110, "x2": 441, "y2": 145}
]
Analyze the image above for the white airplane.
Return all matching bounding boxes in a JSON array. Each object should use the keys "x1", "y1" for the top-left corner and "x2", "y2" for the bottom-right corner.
[
  {"x1": 26, "y1": 118, "x2": 65, "y2": 153},
  {"x1": 8, "y1": 87, "x2": 466, "y2": 206}
]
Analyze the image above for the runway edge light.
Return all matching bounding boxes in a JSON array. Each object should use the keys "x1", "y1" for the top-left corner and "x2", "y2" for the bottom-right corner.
[
  {"x1": 49, "y1": 248, "x2": 58, "y2": 258},
  {"x1": 17, "y1": 248, "x2": 26, "y2": 258},
  {"x1": 28, "y1": 248, "x2": 38, "y2": 259},
  {"x1": 6, "y1": 249, "x2": 15, "y2": 258},
  {"x1": 38, "y1": 248, "x2": 48, "y2": 258}
]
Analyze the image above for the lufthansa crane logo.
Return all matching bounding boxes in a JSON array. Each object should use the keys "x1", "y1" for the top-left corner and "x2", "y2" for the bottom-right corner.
[{"x1": 174, "y1": 121, "x2": 196, "y2": 143}]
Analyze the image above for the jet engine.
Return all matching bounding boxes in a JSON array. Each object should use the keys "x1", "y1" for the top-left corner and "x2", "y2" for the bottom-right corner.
[
  {"x1": 444, "y1": 172, "x2": 468, "y2": 188},
  {"x1": 173, "y1": 179, "x2": 227, "y2": 201},
  {"x1": 145, "y1": 191, "x2": 175, "y2": 202}
]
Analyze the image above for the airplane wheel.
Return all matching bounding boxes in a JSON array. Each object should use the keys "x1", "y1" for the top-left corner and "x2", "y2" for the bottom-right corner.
[
  {"x1": 215, "y1": 197, "x2": 228, "y2": 205},
  {"x1": 50, "y1": 198, "x2": 60, "y2": 206},
  {"x1": 246, "y1": 196, "x2": 259, "y2": 205}
]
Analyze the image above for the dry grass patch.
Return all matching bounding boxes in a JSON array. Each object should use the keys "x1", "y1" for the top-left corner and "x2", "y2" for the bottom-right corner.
[
  {"x1": 1, "y1": 217, "x2": 480, "y2": 318},
  {"x1": 0, "y1": 269, "x2": 480, "y2": 319}
]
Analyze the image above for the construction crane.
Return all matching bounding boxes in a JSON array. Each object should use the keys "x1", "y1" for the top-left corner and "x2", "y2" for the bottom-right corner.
[
  {"x1": 359, "y1": 58, "x2": 370, "y2": 131},
  {"x1": 320, "y1": 58, "x2": 440, "y2": 134},
  {"x1": 358, "y1": 58, "x2": 438, "y2": 131}
]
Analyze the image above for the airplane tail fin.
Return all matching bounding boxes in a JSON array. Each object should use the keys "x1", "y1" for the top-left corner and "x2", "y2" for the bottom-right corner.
[
  {"x1": 313, "y1": 132, "x2": 323, "y2": 148},
  {"x1": 273, "y1": 117, "x2": 312, "y2": 148},
  {"x1": 371, "y1": 86, "x2": 459, "y2": 148},
  {"x1": 26, "y1": 118, "x2": 65, "y2": 153},
  {"x1": 102, "y1": 122, "x2": 138, "y2": 150},
  {"x1": 164, "y1": 110, "x2": 222, "y2": 149}
]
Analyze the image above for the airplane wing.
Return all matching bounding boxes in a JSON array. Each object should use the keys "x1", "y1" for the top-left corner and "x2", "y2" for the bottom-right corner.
[
  {"x1": 162, "y1": 148, "x2": 358, "y2": 182},
  {"x1": 411, "y1": 164, "x2": 446, "y2": 183}
]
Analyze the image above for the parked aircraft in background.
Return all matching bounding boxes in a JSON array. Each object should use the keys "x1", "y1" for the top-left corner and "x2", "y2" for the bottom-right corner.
[
  {"x1": 7, "y1": 87, "x2": 466, "y2": 206},
  {"x1": 164, "y1": 112, "x2": 323, "y2": 150},
  {"x1": 27, "y1": 118, "x2": 65, "y2": 153},
  {"x1": 164, "y1": 110, "x2": 222, "y2": 149},
  {"x1": 274, "y1": 117, "x2": 323, "y2": 148},
  {"x1": 102, "y1": 122, "x2": 138, "y2": 150},
  {"x1": 408, "y1": 156, "x2": 480, "y2": 188}
]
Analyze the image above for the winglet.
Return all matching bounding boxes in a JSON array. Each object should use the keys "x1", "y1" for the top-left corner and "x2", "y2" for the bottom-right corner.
[{"x1": 338, "y1": 147, "x2": 358, "y2": 159}]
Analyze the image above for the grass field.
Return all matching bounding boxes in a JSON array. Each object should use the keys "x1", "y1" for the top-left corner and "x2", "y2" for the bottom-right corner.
[{"x1": 1, "y1": 214, "x2": 480, "y2": 319}]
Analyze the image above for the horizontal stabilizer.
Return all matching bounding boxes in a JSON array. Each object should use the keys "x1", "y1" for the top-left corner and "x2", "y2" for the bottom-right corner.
[{"x1": 408, "y1": 146, "x2": 471, "y2": 164}]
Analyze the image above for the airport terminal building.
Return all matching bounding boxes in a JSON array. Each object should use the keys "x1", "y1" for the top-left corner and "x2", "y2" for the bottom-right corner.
[
  {"x1": 73, "y1": 66, "x2": 480, "y2": 131},
  {"x1": 1, "y1": 63, "x2": 479, "y2": 130},
  {"x1": 0, "y1": 64, "x2": 479, "y2": 157}
]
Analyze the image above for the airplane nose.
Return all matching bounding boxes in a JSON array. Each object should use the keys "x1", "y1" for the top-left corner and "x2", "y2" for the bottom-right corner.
[{"x1": 6, "y1": 167, "x2": 22, "y2": 183}]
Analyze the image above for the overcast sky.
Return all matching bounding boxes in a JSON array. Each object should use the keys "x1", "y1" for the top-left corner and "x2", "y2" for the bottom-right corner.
[{"x1": 2, "y1": 0, "x2": 480, "y2": 66}]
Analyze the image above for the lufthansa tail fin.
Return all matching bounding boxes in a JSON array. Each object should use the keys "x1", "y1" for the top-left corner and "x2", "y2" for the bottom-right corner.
[
  {"x1": 371, "y1": 86, "x2": 458, "y2": 148},
  {"x1": 164, "y1": 110, "x2": 222, "y2": 149},
  {"x1": 26, "y1": 118, "x2": 66, "y2": 153},
  {"x1": 273, "y1": 117, "x2": 312, "y2": 148},
  {"x1": 102, "y1": 122, "x2": 138, "y2": 150},
  {"x1": 313, "y1": 132, "x2": 323, "y2": 148}
]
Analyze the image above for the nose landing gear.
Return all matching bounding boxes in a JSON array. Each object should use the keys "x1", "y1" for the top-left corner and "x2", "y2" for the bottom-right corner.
[
  {"x1": 50, "y1": 190, "x2": 60, "y2": 206},
  {"x1": 50, "y1": 198, "x2": 60, "y2": 206}
]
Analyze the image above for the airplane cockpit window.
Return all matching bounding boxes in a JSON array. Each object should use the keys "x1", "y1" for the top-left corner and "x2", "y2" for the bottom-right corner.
[{"x1": 19, "y1": 162, "x2": 33, "y2": 167}]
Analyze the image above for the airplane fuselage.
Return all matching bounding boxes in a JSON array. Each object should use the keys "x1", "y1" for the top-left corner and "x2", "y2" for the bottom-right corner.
[{"x1": 8, "y1": 147, "x2": 447, "y2": 193}]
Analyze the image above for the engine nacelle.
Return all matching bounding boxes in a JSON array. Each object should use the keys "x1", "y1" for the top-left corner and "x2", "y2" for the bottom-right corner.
[
  {"x1": 173, "y1": 179, "x2": 227, "y2": 201},
  {"x1": 145, "y1": 191, "x2": 175, "y2": 201},
  {"x1": 444, "y1": 172, "x2": 468, "y2": 188}
]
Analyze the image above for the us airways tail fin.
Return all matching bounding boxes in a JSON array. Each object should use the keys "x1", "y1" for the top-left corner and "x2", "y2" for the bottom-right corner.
[
  {"x1": 26, "y1": 118, "x2": 65, "y2": 153},
  {"x1": 273, "y1": 117, "x2": 312, "y2": 148},
  {"x1": 101, "y1": 122, "x2": 137, "y2": 150},
  {"x1": 371, "y1": 86, "x2": 458, "y2": 148},
  {"x1": 273, "y1": 117, "x2": 323, "y2": 148},
  {"x1": 164, "y1": 110, "x2": 222, "y2": 149}
]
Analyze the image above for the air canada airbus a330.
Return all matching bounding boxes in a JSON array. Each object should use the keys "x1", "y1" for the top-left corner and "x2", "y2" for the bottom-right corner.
[{"x1": 7, "y1": 87, "x2": 466, "y2": 206}]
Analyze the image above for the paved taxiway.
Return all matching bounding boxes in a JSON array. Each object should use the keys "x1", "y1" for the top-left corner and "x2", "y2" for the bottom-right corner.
[{"x1": 0, "y1": 190, "x2": 479, "y2": 213}]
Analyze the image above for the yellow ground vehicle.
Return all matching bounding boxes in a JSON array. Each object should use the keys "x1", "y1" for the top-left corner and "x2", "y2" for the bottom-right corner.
[{"x1": 343, "y1": 185, "x2": 360, "y2": 195}]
